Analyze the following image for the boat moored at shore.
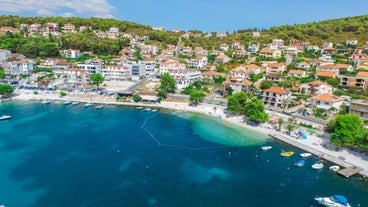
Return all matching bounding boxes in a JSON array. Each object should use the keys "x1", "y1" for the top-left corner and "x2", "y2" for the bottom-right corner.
[
  {"x1": 300, "y1": 153, "x2": 312, "y2": 158},
  {"x1": 312, "y1": 161, "x2": 324, "y2": 169},
  {"x1": 281, "y1": 151, "x2": 294, "y2": 157},
  {"x1": 261, "y1": 146, "x2": 272, "y2": 151}
]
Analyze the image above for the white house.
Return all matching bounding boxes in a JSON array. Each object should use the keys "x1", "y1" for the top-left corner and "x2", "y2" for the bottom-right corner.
[
  {"x1": 248, "y1": 44, "x2": 260, "y2": 53},
  {"x1": 223, "y1": 77, "x2": 252, "y2": 94},
  {"x1": 63, "y1": 49, "x2": 81, "y2": 59},
  {"x1": 63, "y1": 68, "x2": 88, "y2": 86},
  {"x1": 188, "y1": 55, "x2": 208, "y2": 68},
  {"x1": 311, "y1": 94, "x2": 344, "y2": 110},
  {"x1": 159, "y1": 60, "x2": 186, "y2": 74},
  {"x1": 263, "y1": 86, "x2": 291, "y2": 109},
  {"x1": 77, "y1": 59, "x2": 103, "y2": 75},
  {"x1": 296, "y1": 61, "x2": 311, "y2": 70},
  {"x1": 7, "y1": 59, "x2": 34, "y2": 75},
  {"x1": 0, "y1": 49, "x2": 11, "y2": 61},
  {"x1": 288, "y1": 69, "x2": 306, "y2": 78},
  {"x1": 101, "y1": 65, "x2": 131, "y2": 81},
  {"x1": 139, "y1": 60, "x2": 156, "y2": 76},
  {"x1": 299, "y1": 80, "x2": 333, "y2": 96},
  {"x1": 168, "y1": 69, "x2": 202, "y2": 89},
  {"x1": 265, "y1": 63, "x2": 285, "y2": 74}
]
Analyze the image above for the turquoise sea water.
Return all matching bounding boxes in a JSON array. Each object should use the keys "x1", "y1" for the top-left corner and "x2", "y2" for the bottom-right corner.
[{"x1": 0, "y1": 101, "x2": 368, "y2": 207}]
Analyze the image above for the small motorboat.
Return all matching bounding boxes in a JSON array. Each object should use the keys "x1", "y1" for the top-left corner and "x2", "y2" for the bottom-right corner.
[
  {"x1": 314, "y1": 195, "x2": 351, "y2": 207},
  {"x1": 280, "y1": 151, "x2": 294, "y2": 157},
  {"x1": 151, "y1": 109, "x2": 158, "y2": 112},
  {"x1": 294, "y1": 159, "x2": 305, "y2": 167},
  {"x1": 312, "y1": 161, "x2": 324, "y2": 169},
  {"x1": 0, "y1": 115, "x2": 12, "y2": 120},
  {"x1": 42, "y1": 100, "x2": 51, "y2": 104},
  {"x1": 135, "y1": 106, "x2": 143, "y2": 109},
  {"x1": 84, "y1": 102, "x2": 93, "y2": 107},
  {"x1": 71, "y1": 101, "x2": 79, "y2": 105},
  {"x1": 300, "y1": 153, "x2": 312, "y2": 158},
  {"x1": 64, "y1": 101, "x2": 72, "y2": 105},
  {"x1": 329, "y1": 165, "x2": 340, "y2": 172},
  {"x1": 144, "y1": 107, "x2": 151, "y2": 111},
  {"x1": 261, "y1": 146, "x2": 272, "y2": 151},
  {"x1": 95, "y1": 105, "x2": 104, "y2": 109}
]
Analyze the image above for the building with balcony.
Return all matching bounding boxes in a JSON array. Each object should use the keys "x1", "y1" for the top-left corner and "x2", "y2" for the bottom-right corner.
[
  {"x1": 101, "y1": 65, "x2": 131, "y2": 81},
  {"x1": 299, "y1": 81, "x2": 333, "y2": 96},
  {"x1": 263, "y1": 87, "x2": 291, "y2": 108},
  {"x1": 63, "y1": 68, "x2": 88, "y2": 86},
  {"x1": 349, "y1": 100, "x2": 368, "y2": 120}
]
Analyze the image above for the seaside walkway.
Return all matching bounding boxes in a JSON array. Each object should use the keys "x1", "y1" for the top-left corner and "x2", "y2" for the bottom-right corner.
[{"x1": 268, "y1": 133, "x2": 368, "y2": 178}]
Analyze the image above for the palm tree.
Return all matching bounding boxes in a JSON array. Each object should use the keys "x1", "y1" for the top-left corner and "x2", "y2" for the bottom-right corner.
[{"x1": 278, "y1": 118, "x2": 284, "y2": 131}]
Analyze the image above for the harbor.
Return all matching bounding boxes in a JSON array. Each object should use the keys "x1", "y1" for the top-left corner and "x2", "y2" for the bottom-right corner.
[{"x1": 269, "y1": 133, "x2": 368, "y2": 177}]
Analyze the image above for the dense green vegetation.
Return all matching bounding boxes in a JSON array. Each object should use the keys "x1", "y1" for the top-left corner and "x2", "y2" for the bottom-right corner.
[
  {"x1": 226, "y1": 92, "x2": 268, "y2": 123},
  {"x1": 90, "y1": 73, "x2": 104, "y2": 89},
  {"x1": 1, "y1": 14, "x2": 367, "y2": 59},
  {"x1": 159, "y1": 73, "x2": 176, "y2": 93},
  {"x1": 326, "y1": 114, "x2": 368, "y2": 149},
  {"x1": 0, "y1": 84, "x2": 15, "y2": 96}
]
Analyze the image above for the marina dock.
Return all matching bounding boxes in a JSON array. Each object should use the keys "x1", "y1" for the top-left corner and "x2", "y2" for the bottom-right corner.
[
  {"x1": 268, "y1": 133, "x2": 367, "y2": 178},
  {"x1": 338, "y1": 166, "x2": 363, "y2": 178}
]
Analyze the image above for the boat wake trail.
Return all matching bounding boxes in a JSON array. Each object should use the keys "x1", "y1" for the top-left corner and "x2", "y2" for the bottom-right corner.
[{"x1": 141, "y1": 112, "x2": 235, "y2": 151}]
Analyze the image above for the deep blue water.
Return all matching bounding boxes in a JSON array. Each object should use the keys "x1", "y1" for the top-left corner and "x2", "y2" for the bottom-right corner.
[{"x1": 0, "y1": 101, "x2": 368, "y2": 207}]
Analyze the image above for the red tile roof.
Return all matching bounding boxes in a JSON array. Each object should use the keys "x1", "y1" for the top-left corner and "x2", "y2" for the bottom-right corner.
[
  {"x1": 315, "y1": 71, "x2": 335, "y2": 78},
  {"x1": 264, "y1": 86, "x2": 287, "y2": 94},
  {"x1": 312, "y1": 94, "x2": 343, "y2": 102}
]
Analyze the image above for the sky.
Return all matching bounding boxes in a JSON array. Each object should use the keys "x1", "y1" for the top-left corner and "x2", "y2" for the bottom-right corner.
[{"x1": 0, "y1": 0, "x2": 367, "y2": 32}]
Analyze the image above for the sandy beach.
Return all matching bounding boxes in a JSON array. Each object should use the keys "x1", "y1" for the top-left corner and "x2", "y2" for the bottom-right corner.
[{"x1": 10, "y1": 90, "x2": 368, "y2": 177}]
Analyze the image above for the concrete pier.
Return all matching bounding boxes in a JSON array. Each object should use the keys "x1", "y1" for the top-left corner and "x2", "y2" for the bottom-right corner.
[{"x1": 268, "y1": 133, "x2": 367, "y2": 178}]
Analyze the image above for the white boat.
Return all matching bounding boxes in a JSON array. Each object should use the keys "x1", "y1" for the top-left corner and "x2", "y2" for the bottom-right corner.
[
  {"x1": 42, "y1": 100, "x2": 51, "y2": 104},
  {"x1": 135, "y1": 106, "x2": 143, "y2": 109},
  {"x1": 261, "y1": 146, "x2": 272, "y2": 151},
  {"x1": 95, "y1": 105, "x2": 104, "y2": 109},
  {"x1": 329, "y1": 165, "x2": 340, "y2": 172},
  {"x1": 0, "y1": 115, "x2": 12, "y2": 120},
  {"x1": 71, "y1": 101, "x2": 79, "y2": 105},
  {"x1": 144, "y1": 107, "x2": 151, "y2": 111},
  {"x1": 64, "y1": 101, "x2": 72, "y2": 105},
  {"x1": 312, "y1": 161, "x2": 324, "y2": 169},
  {"x1": 315, "y1": 195, "x2": 351, "y2": 207},
  {"x1": 151, "y1": 109, "x2": 158, "y2": 112},
  {"x1": 300, "y1": 153, "x2": 312, "y2": 158},
  {"x1": 84, "y1": 102, "x2": 93, "y2": 107}
]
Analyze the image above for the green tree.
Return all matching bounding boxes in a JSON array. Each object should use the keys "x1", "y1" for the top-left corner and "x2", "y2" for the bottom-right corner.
[
  {"x1": 226, "y1": 92, "x2": 248, "y2": 115},
  {"x1": 157, "y1": 88, "x2": 168, "y2": 99},
  {"x1": 90, "y1": 73, "x2": 104, "y2": 90},
  {"x1": 189, "y1": 91, "x2": 205, "y2": 105},
  {"x1": 260, "y1": 80, "x2": 275, "y2": 90},
  {"x1": 245, "y1": 97, "x2": 269, "y2": 122},
  {"x1": 0, "y1": 69, "x2": 5, "y2": 79},
  {"x1": 159, "y1": 73, "x2": 176, "y2": 92},
  {"x1": 286, "y1": 124, "x2": 295, "y2": 134},
  {"x1": 329, "y1": 114, "x2": 364, "y2": 147},
  {"x1": 278, "y1": 118, "x2": 284, "y2": 131},
  {"x1": 133, "y1": 94, "x2": 141, "y2": 102},
  {"x1": 0, "y1": 84, "x2": 15, "y2": 96}
]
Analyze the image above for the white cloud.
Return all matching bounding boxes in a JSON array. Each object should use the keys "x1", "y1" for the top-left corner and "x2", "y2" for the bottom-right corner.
[
  {"x1": 62, "y1": 12, "x2": 75, "y2": 18},
  {"x1": 0, "y1": 0, "x2": 116, "y2": 17},
  {"x1": 37, "y1": 9, "x2": 54, "y2": 16}
]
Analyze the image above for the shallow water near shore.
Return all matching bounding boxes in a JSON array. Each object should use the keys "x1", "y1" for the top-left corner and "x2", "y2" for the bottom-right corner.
[{"x1": 0, "y1": 101, "x2": 368, "y2": 207}]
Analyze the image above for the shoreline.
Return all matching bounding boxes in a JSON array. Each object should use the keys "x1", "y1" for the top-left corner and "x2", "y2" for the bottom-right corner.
[{"x1": 8, "y1": 91, "x2": 368, "y2": 177}]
